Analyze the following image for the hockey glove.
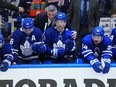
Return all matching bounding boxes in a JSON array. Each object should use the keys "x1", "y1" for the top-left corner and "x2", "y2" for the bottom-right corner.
[
  {"x1": 52, "y1": 47, "x2": 65, "y2": 58},
  {"x1": 102, "y1": 58, "x2": 111, "y2": 74},
  {"x1": 90, "y1": 59, "x2": 103, "y2": 73},
  {"x1": 37, "y1": 42, "x2": 46, "y2": 53},
  {"x1": 0, "y1": 55, "x2": 13, "y2": 72},
  {"x1": 65, "y1": 39, "x2": 74, "y2": 51},
  {"x1": 0, "y1": 62, "x2": 9, "y2": 72},
  {"x1": 32, "y1": 42, "x2": 46, "y2": 53}
]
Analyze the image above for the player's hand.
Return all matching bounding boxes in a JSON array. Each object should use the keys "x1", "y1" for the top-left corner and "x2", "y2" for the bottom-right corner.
[
  {"x1": 13, "y1": 62, "x2": 17, "y2": 64},
  {"x1": 18, "y1": 7, "x2": 24, "y2": 13},
  {"x1": 90, "y1": 59, "x2": 103, "y2": 73},
  {"x1": 71, "y1": 31, "x2": 77, "y2": 39},
  {"x1": 52, "y1": 47, "x2": 65, "y2": 58},
  {"x1": 102, "y1": 58, "x2": 111, "y2": 74},
  {"x1": 0, "y1": 62, "x2": 9, "y2": 72}
]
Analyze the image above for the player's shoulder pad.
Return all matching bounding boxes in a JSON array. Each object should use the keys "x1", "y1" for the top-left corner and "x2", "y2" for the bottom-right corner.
[
  {"x1": 2, "y1": 43, "x2": 13, "y2": 51},
  {"x1": 82, "y1": 34, "x2": 92, "y2": 44},
  {"x1": 33, "y1": 27, "x2": 42, "y2": 34},
  {"x1": 103, "y1": 36, "x2": 112, "y2": 44},
  {"x1": 45, "y1": 27, "x2": 55, "y2": 34},
  {"x1": 65, "y1": 28, "x2": 72, "y2": 35},
  {"x1": 12, "y1": 28, "x2": 23, "y2": 37},
  {"x1": 111, "y1": 28, "x2": 116, "y2": 35}
]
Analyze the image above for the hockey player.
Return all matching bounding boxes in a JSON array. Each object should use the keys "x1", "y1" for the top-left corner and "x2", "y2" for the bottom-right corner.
[
  {"x1": 110, "y1": 27, "x2": 116, "y2": 62},
  {"x1": 0, "y1": 33, "x2": 15, "y2": 72},
  {"x1": 44, "y1": 12, "x2": 76, "y2": 64},
  {"x1": 10, "y1": 17, "x2": 46, "y2": 64},
  {"x1": 80, "y1": 26, "x2": 112, "y2": 74}
]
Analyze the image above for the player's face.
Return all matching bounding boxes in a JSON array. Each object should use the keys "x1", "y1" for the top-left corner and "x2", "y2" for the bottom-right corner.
[
  {"x1": 47, "y1": 11, "x2": 57, "y2": 21},
  {"x1": 92, "y1": 35, "x2": 103, "y2": 45},
  {"x1": 23, "y1": 28, "x2": 33, "y2": 35},
  {"x1": 56, "y1": 20, "x2": 66, "y2": 32}
]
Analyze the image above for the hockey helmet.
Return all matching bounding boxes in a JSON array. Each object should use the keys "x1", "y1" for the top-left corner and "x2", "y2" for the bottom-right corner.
[
  {"x1": 92, "y1": 26, "x2": 104, "y2": 36},
  {"x1": 23, "y1": 17, "x2": 34, "y2": 29},
  {"x1": 55, "y1": 12, "x2": 67, "y2": 21}
]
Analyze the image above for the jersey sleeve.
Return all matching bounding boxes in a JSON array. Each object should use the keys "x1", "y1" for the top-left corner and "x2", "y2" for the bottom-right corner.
[
  {"x1": 44, "y1": 28, "x2": 53, "y2": 54},
  {"x1": 81, "y1": 38, "x2": 95, "y2": 61},
  {"x1": 34, "y1": 28, "x2": 43, "y2": 42},
  {"x1": 9, "y1": 29, "x2": 21, "y2": 61},
  {"x1": 102, "y1": 37, "x2": 112, "y2": 59},
  {"x1": 3, "y1": 43, "x2": 15, "y2": 63},
  {"x1": 110, "y1": 28, "x2": 116, "y2": 46},
  {"x1": 65, "y1": 29, "x2": 76, "y2": 54}
]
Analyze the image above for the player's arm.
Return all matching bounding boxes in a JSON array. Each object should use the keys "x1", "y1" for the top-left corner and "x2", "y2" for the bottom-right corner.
[
  {"x1": 102, "y1": 38, "x2": 112, "y2": 59},
  {"x1": 65, "y1": 39, "x2": 76, "y2": 55},
  {"x1": 9, "y1": 31, "x2": 20, "y2": 63},
  {"x1": 82, "y1": 43, "x2": 103, "y2": 73},
  {"x1": 0, "y1": 45, "x2": 14, "y2": 72},
  {"x1": 31, "y1": 28, "x2": 46, "y2": 53},
  {"x1": 101, "y1": 39, "x2": 112, "y2": 74},
  {"x1": 44, "y1": 30, "x2": 53, "y2": 54}
]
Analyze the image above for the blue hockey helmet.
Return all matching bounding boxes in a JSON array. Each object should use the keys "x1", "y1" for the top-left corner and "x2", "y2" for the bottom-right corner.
[
  {"x1": 92, "y1": 26, "x2": 104, "y2": 36},
  {"x1": 23, "y1": 17, "x2": 34, "y2": 29},
  {"x1": 0, "y1": 34, "x2": 4, "y2": 44},
  {"x1": 55, "y1": 12, "x2": 67, "y2": 21}
]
